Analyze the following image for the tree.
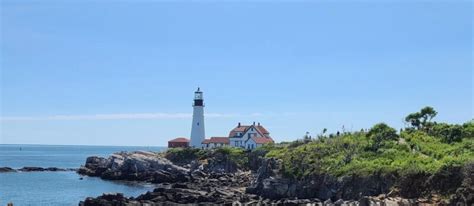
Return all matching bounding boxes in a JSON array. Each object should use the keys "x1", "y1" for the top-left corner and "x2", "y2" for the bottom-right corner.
[
  {"x1": 405, "y1": 106, "x2": 437, "y2": 130},
  {"x1": 420, "y1": 106, "x2": 437, "y2": 126},
  {"x1": 367, "y1": 123, "x2": 398, "y2": 151},
  {"x1": 405, "y1": 112, "x2": 422, "y2": 129}
]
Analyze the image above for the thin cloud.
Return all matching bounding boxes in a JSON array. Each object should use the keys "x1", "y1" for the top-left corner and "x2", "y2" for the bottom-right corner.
[{"x1": 0, "y1": 112, "x2": 265, "y2": 121}]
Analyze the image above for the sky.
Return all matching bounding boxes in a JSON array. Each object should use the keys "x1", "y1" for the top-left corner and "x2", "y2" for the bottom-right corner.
[{"x1": 1, "y1": 1, "x2": 472, "y2": 146}]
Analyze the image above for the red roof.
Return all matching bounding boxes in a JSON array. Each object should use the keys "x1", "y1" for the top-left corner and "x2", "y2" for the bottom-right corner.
[
  {"x1": 228, "y1": 126, "x2": 250, "y2": 137},
  {"x1": 256, "y1": 125, "x2": 269, "y2": 134},
  {"x1": 202, "y1": 137, "x2": 230, "y2": 144},
  {"x1": 251, "y1": 137, "x2": 274, "y2": 144},
  {"x1": 229, "y1": 123, "x2": 271, "y2": 138},
  {"x1": 168, "y1": 137, "x2": 189, "y2": 143}
]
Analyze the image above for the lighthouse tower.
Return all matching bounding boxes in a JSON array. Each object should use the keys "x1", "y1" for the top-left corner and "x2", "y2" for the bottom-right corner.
[{"x1": 190, "y1": 88, "x2": 205, "y2": 148}]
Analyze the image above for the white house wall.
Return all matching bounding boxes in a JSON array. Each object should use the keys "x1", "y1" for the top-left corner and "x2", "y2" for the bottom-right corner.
[
  {"x1": 244, "y1": 138, "x2": 257, "y2": 150},
  {"x1": 229, "y1": 138, "x2": 245, "y2": 148},
  {"x1": 241, "y1": 126, "x2": 262, "y2": 139}
]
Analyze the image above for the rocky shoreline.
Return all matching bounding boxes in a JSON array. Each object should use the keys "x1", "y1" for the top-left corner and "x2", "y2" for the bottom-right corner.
[
  {"x1": 0, "y1": 166, "x2": 77, "y2": 172},
  {"x1": 76, "y1": 150, "x2": 472, "y2": 206}
]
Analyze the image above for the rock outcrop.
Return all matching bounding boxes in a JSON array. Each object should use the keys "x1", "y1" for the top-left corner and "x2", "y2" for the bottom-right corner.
[
  {"x1": 449, "y1": 162, "x2": 474, "y2": 205},
  {"x1": 79, "y1": 151, "x2": 470, "y2": 205},
  {"x1": 80, "y1": 171, "x2": 258, "y2": 206},
  {"x1": 77, "y1": 151, "x2": 189, "y2": 183},
  {"x1": 246, "y1": 158, "x2": 469, "y2": 205},
  {"x1": 0, "y1": 167, "x2": 16, "y2": 172},
  {"x1": 200, "y1": 150, "x2": 240, "y2": 173}
]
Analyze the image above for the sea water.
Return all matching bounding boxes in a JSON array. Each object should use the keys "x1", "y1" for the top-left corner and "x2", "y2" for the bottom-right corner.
[{"x1": 0, "y1": 144, "x2": 166, "y2": 206}]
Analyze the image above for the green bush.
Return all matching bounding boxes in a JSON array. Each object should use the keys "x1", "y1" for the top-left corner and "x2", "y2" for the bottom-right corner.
[
  {"x1": 429, "y1": 123, "x2": 464, "y2": 143},
  {"x1": 214, "y1": 147, "x2": 248, "y2": 168},
  {"x1": 165, "y1": 147, "x2": 208, "y2": 163},
  {"x1": 367, "y1": 123, "x2": 398, "y2": 151}
]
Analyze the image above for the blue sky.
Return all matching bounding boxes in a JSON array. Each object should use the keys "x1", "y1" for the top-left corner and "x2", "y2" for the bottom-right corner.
[{"x1": 1, "y1": 1, "x2": 472, "y2": 146}]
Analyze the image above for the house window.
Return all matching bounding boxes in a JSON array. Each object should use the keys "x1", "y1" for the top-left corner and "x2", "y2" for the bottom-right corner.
[{"x1": 235, "y1": 141, "x2": 238, "y2": 146}]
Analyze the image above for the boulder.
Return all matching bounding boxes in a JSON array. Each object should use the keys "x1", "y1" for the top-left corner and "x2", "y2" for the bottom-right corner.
[
  {"x1": 44, "y1": 167, "x2": 67, "y2": 171},
  {"x1": 78, "y1": 151, "x2": 190, "y2": 183},
  {"x1": 0, "y1": 167, "x2": 16, "y2": 172},
  {"x1": 19, "y1": 167, "x2": 45, "y2": 172},
  {"x1": 79, "y1": 193, "x2": 134, "y2": 206}
]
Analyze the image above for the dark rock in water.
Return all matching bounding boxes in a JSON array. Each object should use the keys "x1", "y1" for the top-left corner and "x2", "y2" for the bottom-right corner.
[
  {"x1": 79, "y1": 193, "x2": 132, "y2": 206},
  {"x1": 19, "y1": 167, "x2": 45, "y2": 172},
  {"x1": 45, "y1": 167, "x2": 67, "y2": 171},
  {"x1": 0, "y1": 167, "x2": 16, "y2": 172},
  {"x1": 17, "y1": 167, "x2": 76, "y2": 172},
  {"x1": 78, "y1": 151, "x2": 190, "y2": 183}
]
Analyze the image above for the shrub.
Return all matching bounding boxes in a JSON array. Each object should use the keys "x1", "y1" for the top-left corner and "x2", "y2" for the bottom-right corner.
[
  {"x1": 367, "y1": 123, "x2": 398, "y2": 151},
  {"x1": 214, "y1": 147, "x2": 248, "y2": 168},
  {"x1": 430, "y1": 123, "x2": 467, "y2": 143}
]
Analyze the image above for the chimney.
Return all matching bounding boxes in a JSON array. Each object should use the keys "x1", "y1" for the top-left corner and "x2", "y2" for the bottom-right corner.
[
  {"x1": 253, "y1": 121, "x2": 255, "y2": 126},
  {"x1": 258, "y1": 122, "x2": 260, "y2": 126},
  {"x1": 238, "y1": 122, "x2": 241, "y2": 128}
]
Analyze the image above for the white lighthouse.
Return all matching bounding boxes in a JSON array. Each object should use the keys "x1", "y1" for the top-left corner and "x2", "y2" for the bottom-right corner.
[{"x1": 190, "y1": 87, "x2": 205, "y2": 148}]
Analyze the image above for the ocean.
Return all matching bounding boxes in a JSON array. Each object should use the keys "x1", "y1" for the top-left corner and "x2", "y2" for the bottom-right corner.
[{"x1": 0, "y1": 144, "x2": 166, "y2": 206}]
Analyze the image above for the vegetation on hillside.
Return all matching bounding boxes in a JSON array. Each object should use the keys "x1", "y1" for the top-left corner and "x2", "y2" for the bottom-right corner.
[
  {"x1": 262, "y1": 107, "x2": 473, "y2": 179},
  {"x1": 165, "y1": 146, "x2": 248, "y2": 168}
]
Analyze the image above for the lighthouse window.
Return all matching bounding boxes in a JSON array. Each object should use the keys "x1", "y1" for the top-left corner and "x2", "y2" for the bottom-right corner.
[{"x1": 197, "y1": 122, "x2": 199, "y2": 126}]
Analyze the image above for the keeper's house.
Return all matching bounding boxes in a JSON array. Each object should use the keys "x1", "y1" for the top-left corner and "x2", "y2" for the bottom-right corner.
[{"x1": 201, "y1": 122, "x2": 274, "y2": 150}]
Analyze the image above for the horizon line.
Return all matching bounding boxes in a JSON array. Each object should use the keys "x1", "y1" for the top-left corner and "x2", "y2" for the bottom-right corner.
[{"x1": 0, "y1": 112, "x2": 264, "y2": 121}]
